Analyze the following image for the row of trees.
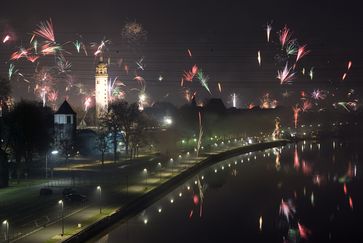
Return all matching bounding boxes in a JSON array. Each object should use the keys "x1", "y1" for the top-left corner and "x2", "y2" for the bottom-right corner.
[
  {"x1": 97, "y1": 100, "x2": 154, "y2": 164},
  {"x1": 0, "y1": 77, "x2": 53, "y2": 188}
]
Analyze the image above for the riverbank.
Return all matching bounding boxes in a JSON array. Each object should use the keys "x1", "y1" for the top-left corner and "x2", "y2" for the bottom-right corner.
[{"x1": 64, "y1": 139, "x2": 290, "y2": 243}]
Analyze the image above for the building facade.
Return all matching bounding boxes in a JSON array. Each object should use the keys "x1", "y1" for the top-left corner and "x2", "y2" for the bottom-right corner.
[
  {"x1": 95, "y1": 58, "x2": 109, "y2": 118},
  {"x1": 54, "y1": 100, "x2": 77, "y2": 146}
]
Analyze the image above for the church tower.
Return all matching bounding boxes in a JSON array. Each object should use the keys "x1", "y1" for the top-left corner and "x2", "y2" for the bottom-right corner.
[{"x1": 95, "y1": 57, "x2": 109, "y2": 118}]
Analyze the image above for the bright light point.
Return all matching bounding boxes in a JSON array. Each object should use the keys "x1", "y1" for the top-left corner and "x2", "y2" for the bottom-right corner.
[
  {"x1": 259, "y1": 216, "x2": 263, "y2": 231},
  {"x1": 214, "y1": 169, "x2": 218, "y2": 173},
  {"x1": 170, "y1": 199, "x2": 174, "y2": 203},
  {"x1": 179, "y1": 192, "x2": 182, "y2": 197},
  {"x1": 139, "y1": 94, "x2": 146, "y2": 102},
  {"x1": 158, "y1": 162, "x2": 161, "y2": 166},
  {"x1": 187, "y1": 152, "x2": 190, "y2": 155},
  {"x1": 158, "y1": 208, "x2": 162, "y2": 213},
  {"x1": 143, "y1": 168, "x2": 147, "y2": 172},
  {"x1": 51, "y1": 150, "x2": 58, "y2": 155},
  {"x1": 170, "y1": 158, "x2": 174, "y2": 162},
  {"x1": 194, "y1": 180, "x2": 197, "y2": 184},
  {"x1": 187, "y1": 186, "x2": 190, "y2": 190},
  {"x1": 222, "y1": 166, "x2": 224, "y2": 170},
  {"x1": 163, "y1": 116, "x2": 173, "y2": 126},
  {"x1": 234, "y1": 161, "x2": 237, "y2": 165},
  {"x1": 144, "y1": 219, "x2": 148, "y2": 224},
  {"x1": 228, "y1": 164, "x2": 231, "y2": 167},
  {"x1": 58, "y1": 200, "x2": 63, "y2": 204},
  {"x1": 2, "y1": 35, "x2": 10, "y2": 43},
  {"x1": 178, "y1": 155, "x2": 182, "y2": 158},
  {"x1": 2, "y1": 220, "x2": 8, "y2": 225},
  {"x1": 97, "y1": 186, "x2": 101, "y2": 190}
]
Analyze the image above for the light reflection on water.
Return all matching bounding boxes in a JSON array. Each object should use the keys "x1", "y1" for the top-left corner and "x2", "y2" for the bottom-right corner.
[{"x1": 95, "y1": 140, "x2": 361, "y2": 243}]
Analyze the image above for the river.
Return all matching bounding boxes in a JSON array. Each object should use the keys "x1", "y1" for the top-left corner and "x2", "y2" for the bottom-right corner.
[{"x1": 94, "y1": 139, "x2": 362, "y2": 243}]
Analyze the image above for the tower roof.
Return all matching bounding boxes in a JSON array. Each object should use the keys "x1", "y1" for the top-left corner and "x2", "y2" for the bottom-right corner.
[{"x1": 55, "y1": 100, "x2": 76, "y2": 115}]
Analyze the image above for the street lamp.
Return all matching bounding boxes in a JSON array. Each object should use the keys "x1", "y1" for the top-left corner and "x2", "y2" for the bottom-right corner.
[
  {"x1": 58, "y1": 200, "x2": 64, "y2": 236},
  {"x1": 2, "y1": 220, "x2": 9, "y2": 243},
  {"x1": 97, "y1": 186, "x2": 102, "y2": 214},
  {"x1": 169, "y1": 158, "x2": 174, "y2": 175},
  {"x1": 163, "y1": 116, "x2": 173, "y2": 126},
  {"x1": 157, "y1": 162, "x2": 162, "y2": 181},
  {"x1": 45, "y1": 150, "x2": 58, "y2": 179},
  {"x1": 143, "y1": 168, "x2": 148, "y2": 189}
]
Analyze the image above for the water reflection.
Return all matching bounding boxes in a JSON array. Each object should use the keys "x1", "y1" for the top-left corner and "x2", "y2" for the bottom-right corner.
[{"x1": 95, "y1": 140, "x2": 361, "y2": 243}]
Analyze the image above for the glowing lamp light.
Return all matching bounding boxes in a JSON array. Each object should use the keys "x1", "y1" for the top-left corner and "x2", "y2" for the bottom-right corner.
[{"x1": 163, "y1": 116, "x2": 173, "y2": 126}]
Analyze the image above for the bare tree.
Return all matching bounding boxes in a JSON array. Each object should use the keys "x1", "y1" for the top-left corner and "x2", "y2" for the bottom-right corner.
[
  {"x1": 129, "y1": 113, "x2": 154, "y2": 159},
  {"x1": 96, "y1": 126, "x2": 108, "y2": 166},
  {"x1": 99, "y1": 106, "x2": 120, "y2": 163}
]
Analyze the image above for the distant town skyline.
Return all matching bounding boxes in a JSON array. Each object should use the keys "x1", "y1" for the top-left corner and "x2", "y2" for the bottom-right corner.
[{"x1": 0, "y1": 0, "x2": 362, "y2": 108}]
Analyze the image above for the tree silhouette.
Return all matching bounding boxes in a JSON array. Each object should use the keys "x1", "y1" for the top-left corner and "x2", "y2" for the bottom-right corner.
[
  {"x1": 99, "y1": 100, "x2": 141, "y2": 161},
  {"x1": 0, "y1": 77, "x2": 11, "y2": 187},
  {"x1": 99, "y1": 105, "x2": 121, "y2": 163},
  {"x1": 6, "y1": 100, "x2": 53, "y2": 181},
  {"x1": 96, "y1": 125, "x2": 108, "y2": 166}
]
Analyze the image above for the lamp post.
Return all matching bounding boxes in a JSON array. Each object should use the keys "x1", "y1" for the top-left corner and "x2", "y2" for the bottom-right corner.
[
  {"x1": 46, "y1": 150, "x2": 58, "y2": 179},
  {"x1": 58, "y1": 200, "x2": 64, "y2": 236},
  {"x1": 157, "y1": 162, "x2": 162, "y2": 181},
  {"x1": 170, "y1": 158, "x2": 174, "y2": 176},
  {"x1": 2, "y1": 220, "x2": 9, "y2": 243},
  {"x1": 143, "y1": 168, "x2": 148, "y2": 189},
  {"x1": 97, "y1": 186, "x2": 102, "y2": 214}
]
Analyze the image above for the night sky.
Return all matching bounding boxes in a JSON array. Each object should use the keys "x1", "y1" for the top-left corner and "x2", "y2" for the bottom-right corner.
[{"x1": 1, "y1": 0, "x2": 362, "y2": 107}]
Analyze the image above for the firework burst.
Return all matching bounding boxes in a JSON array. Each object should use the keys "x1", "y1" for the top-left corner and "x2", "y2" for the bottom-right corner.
[
  {"x1": 277, "y1": 63, "x2": 295, "y2": 84},
  {"x1": 278, "y1": 26, "x2": 291, "y2": 49},
  {"x1": 296, "y1": 45, "x2": 310, "y2": 62},
  {"x1": 197, "y1": 69, "x2": 211, "y2": 94},
  {"x1": 33, "y1": 19, "x2": 55, "y2": 42}
]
